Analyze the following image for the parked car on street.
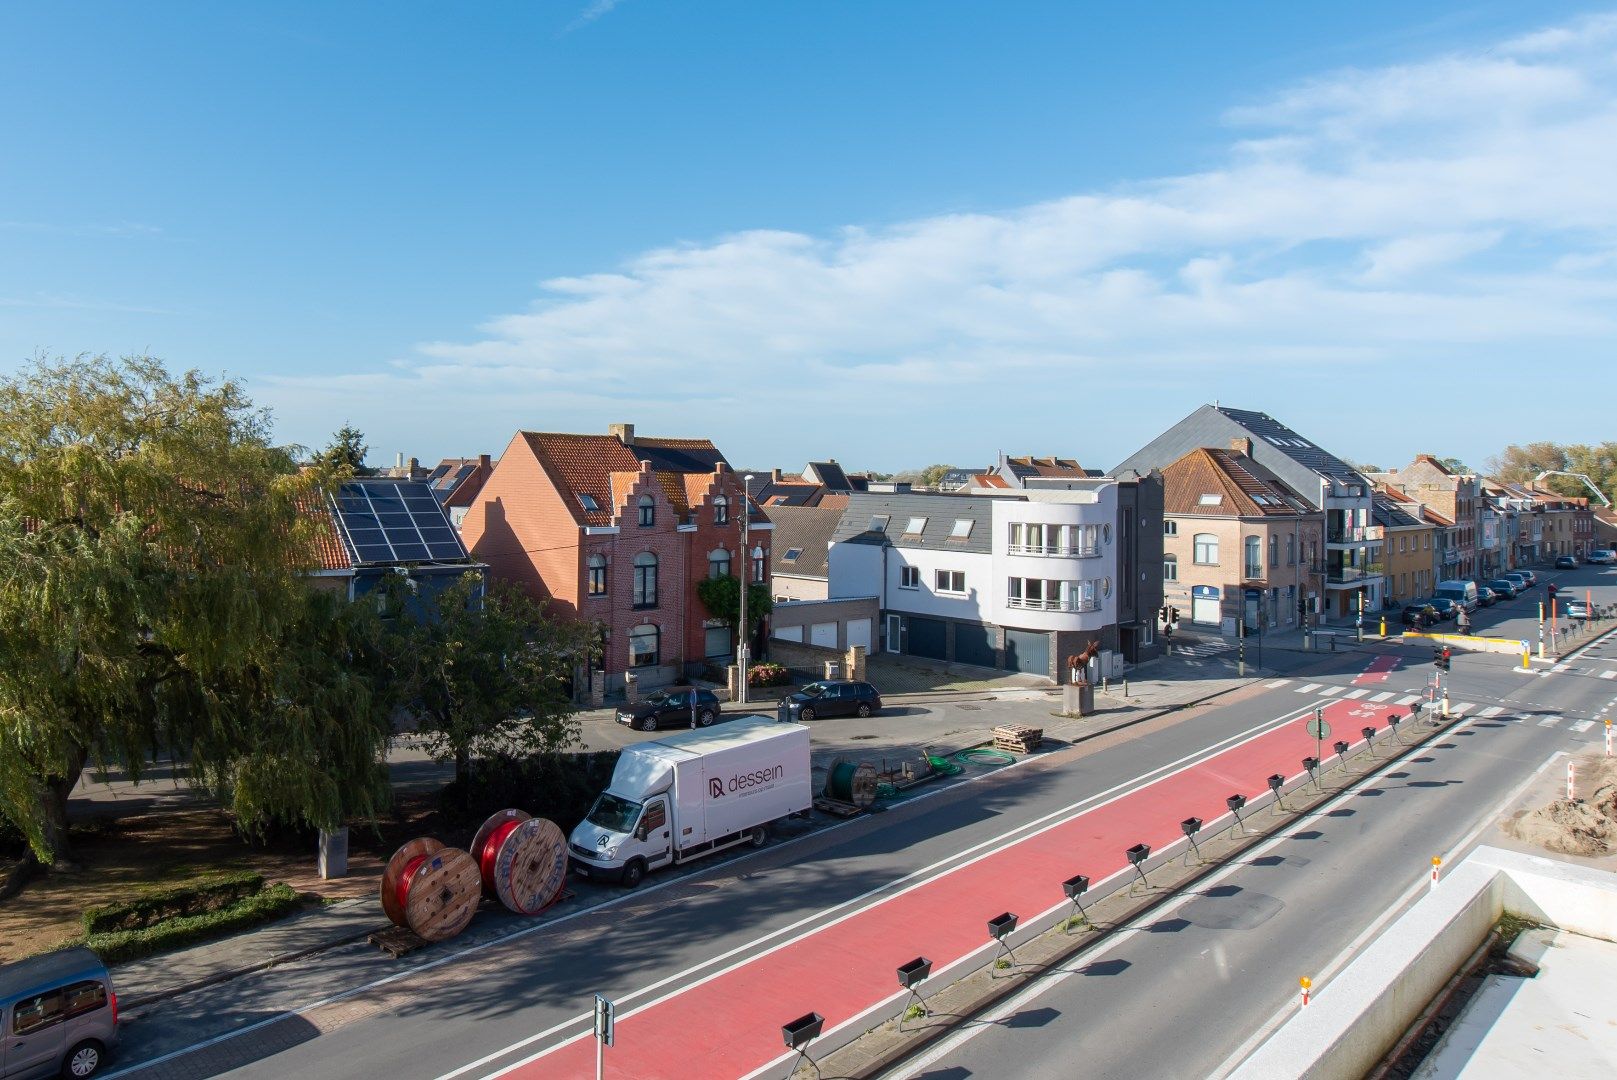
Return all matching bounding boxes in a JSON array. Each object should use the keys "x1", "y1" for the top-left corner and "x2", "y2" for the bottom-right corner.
[
  {"x1": 1488, "y1": 578, "x2": 1520, "y2": 599},
  {"x1": 0, "y1": 946, "x2": 118, "y2": 1079},
  {"x1": 1425, "y1": 597, "x2": 1459, "y2": 621},
  {"x1": 1561, "y1": 599, "x2": 1590, "y2": 620},
  {"x1": 1475, "y1": 585, "x2": 1497, "y2": 607},
  {"x1": 1515, "y1": 570, "x2": 1538, "y2": 587},
  {"x1": 1401, "y1": 602, "x2": 1439, "y2": 628},
  {"x1": 1587, "y1": 549, "x2": 1615, "y2": 565},
  {"x1": 1555, "y1": 554, "x2": 1578, "y2": 569},
  {"x1": 778, "y1": 680, "x2": 883, "y2": 722},
  {"x1": 616, "y1": 687, "x2": 722, "y2": 731},
  {"x1": 1503, "y1": 572, "x2": 1530, "y2": 592}
]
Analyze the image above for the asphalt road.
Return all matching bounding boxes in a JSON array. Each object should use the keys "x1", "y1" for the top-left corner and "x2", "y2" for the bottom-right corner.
[
  {"x1": 888, "y1": 566, "x2": 1617, "y2": 1080},
  {"x1": 104, "y1": 565, "x2": 1614, "y2": 1080}
]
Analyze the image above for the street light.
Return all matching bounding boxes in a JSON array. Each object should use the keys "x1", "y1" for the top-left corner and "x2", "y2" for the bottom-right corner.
[{"x1": 738, "y1": 473, "x2": 755, "y2": 706}]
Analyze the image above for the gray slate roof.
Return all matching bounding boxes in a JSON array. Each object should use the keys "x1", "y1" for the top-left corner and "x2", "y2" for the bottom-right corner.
[
  {"x1": 831, "y1": 491, "x2": 995, "y2": 554},
  {"x1": 765, "y1": 505, "x2": 842, "y2": 579},
  {"x1": 1372, "y1": 493, "x2": 1424, "y2": 529}
]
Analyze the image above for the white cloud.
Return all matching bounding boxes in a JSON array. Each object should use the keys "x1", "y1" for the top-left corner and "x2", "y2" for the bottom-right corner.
[{"x1": 268, "y1": 11, "x2": 1617, "y2": 459}]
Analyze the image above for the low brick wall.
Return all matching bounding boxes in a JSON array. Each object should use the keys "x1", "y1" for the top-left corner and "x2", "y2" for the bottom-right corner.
[{"x1": 767, "y1": 639, "x2": 868, "y2": 682}]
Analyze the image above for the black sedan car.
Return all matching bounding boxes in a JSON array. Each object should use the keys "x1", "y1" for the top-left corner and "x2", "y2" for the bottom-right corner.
[
  {"x1": 616, "y1": 687, "x2": 721, "y2": 731},
  {"x1": 779, "y1": 680, "x2": 883, "y2": 722},
  {"x1": 1488, "y1": 578, "x2": 1519, "y2": 599},
  {"x1": 1475, "y1": 585, "x2": 1497, "y2": 607},
  {"x1": 1425, "y1": 597, "x2": 1460, "y2": 621},
  {"x1": 1555, "y1": 555, "x2": 1578, "y2": 569},
  {"x1": 1401, "y1": 602, "x2": 1439, "y2": 628}
]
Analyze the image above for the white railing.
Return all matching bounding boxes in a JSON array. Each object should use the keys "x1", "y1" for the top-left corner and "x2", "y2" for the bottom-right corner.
[
  {"x1": 1005, "y1": 596, "x2": 1100, "y2": 613},
  {"x1": 1005, "y1": 544, "x2": 1101, "y2": 558}
]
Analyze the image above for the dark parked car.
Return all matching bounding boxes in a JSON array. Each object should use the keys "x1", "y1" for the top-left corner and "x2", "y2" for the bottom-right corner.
[
  {"x1": 1504, "y1": 572, "x2": 1530, "y2": 591},
  {"x1": 616, "y1": 687, "x2": 721, "y2": 731},
  {"x1": 779, "y1": 680, "x2": 883, "y2": 722},
  {"x1": 1401, "y1": 602, "x2": 1439, "y2": 628},
  {"x1": 1488, "y1": 578, "x2": 1519, "y2": 599},
  {"x1": 1555, "y1": 554, "x2": 1578, "y2": 569},
  {"x1": 1425, "y1": 597, "x2": 1459, "y2": 621},
  {"x1": 1475, "y1": 585, "x2": 1497, "y2": 607}
]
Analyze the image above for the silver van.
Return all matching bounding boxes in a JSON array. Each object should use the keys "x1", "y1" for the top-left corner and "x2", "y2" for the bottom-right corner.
[{"x1": 0, "y1": 947, "x2": 117, "y2": 1078}]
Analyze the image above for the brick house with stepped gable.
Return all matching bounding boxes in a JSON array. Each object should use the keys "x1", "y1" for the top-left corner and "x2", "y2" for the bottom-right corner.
[{"x1": 458, "y1": 423, "x2": 770, "y2": 695}]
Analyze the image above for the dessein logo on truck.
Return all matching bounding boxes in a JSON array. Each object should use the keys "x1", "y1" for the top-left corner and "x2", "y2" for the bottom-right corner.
[{"x1": 708, "y1": 763, "x2": 784, "y2": 799}]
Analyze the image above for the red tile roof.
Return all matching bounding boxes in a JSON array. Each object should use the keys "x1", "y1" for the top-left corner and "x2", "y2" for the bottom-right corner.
[
  {"x1": 1163, "y1": 448, "x2": 1314, "y2": 517},
  {"x1": 522, "y1": 431, "x2": 728, "y2": 526}
]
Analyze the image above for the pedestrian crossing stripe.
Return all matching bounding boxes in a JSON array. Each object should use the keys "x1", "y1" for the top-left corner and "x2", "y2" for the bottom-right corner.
[
  {"x1": 1538, "y1": 716, "x2": 1561, "y2": 727},
  {"x1": 1449, "y1": 702, "x2": 1474, "y2": 716},
  {"x1": 1602, "y1": 671, "x2": 1617, "y2": 680},
  {"x1": 1319, "y1": 686, "x2": 1343, "y2": 697},
  {"x1": 1342, "y1": 689, "x2": 1369, "y2": 700},
  {"x1": 1397, "y1": 695, "x2": 1421, "y2": 706},
  {"x1": 1571, "y1": 719, "x2": 1595, "y2": 733},
  {"x1": 1369, "y1": 691, "x2": 1395, "y2": 702},
  {"x1": 1296, "y1": 683, "x2": 1322, "y2": 694},
  {"x1": 1478, "y1": 706, "x2": 1504, "y2": 718},
  {"x1": 1266, "y1": 679, "x2": 1291, "y2": 688}
]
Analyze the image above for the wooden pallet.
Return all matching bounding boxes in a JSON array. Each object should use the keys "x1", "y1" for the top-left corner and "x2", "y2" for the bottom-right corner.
[
  {"x1": 992, "y1": 724, "x2": 1044, "y2": 754},
  {"x1": 367, "y1": 926, "x2": 430, "y2": 959},
  {"x1": 813, "y1": 796, "x2": 867, "y2": 818}
]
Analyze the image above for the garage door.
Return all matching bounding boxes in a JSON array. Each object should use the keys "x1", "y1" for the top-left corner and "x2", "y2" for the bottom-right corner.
[
  {"x1": 810, "y1": 622, "x2": 838, "y2": 648},
  {"x1": 1002, "y1": 628, "x2": 1049, "y2": 676},
  {"x1": 954, "y1": 623, "x2": 997, "y2": 668},
  {"x1": 906, "y1": 616, "x2": 948, "y2": 661},
  {"x1": 772, "y1": 625, "x2": 804, "y2": 643},
  {"x1": 846, "y1": 618, "x2": 872, "y2": 650}
]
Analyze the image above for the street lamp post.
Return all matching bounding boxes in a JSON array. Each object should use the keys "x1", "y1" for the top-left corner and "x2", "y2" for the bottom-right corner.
[{"x1": 737, "y1": 473, "x2": 755, "y2": 705}]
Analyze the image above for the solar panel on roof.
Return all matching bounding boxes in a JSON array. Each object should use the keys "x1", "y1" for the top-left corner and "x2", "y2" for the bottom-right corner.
[{"x1": 331, "y1": 481, "x2": 469, "y2": 565}]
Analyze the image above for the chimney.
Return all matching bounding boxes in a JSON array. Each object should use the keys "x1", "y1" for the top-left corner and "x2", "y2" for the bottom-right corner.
[
  {"x1": 1231, "y1": 438, "x2": 1253, "y2": 457},
  {"x1": 478, "y1": 453, "x2": 491, "y2": 469},
  {"x1": 772, "y1": 468, "x2": 783, "y2": 482},
  {"x1": 609, "y1": 423, "x2": 635, "y2": 446},
  {"x1": 408, "y1": 457, "x2": 419, "y2": 475}
]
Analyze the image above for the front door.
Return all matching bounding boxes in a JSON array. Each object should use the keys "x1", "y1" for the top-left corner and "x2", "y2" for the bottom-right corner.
[
  {"x1": 884, "y1": 614, "x2": 904, "y2": 654},
  {"x1": 639, "y1": 798, "x2": 672, "y2": 867},
  {"x1": 5, "y1": 994, "x2": 67, "y2": 1079}
]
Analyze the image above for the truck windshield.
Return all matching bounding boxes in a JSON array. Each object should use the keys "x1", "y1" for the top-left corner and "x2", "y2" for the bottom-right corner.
[{"x1": 586, "y1": 792, "x2": 642, "y2": 834}]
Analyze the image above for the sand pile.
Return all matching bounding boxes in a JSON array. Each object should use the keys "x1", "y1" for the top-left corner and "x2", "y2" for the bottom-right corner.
[{"x1": 1504, "y1": 756, "x2": 1617, "y2": 857}]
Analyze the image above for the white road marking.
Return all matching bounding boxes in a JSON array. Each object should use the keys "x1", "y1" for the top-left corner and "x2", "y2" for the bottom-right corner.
[
  {"x1": 1266, "y1": 679, "x2": 1292, "y2": 688},
  {"x1": 1478, "y1": 706, "x2": 1504, "y2": 718},
  {"x1": 1295, "y1": 683, "x2": 1322, "y2": 694},
  {"x1": 1396, "y1": 695, "x2": 1420, "y2": 706},
  {"x1": 1369, "y1": 692, "x2": 1395, "y2": 702},
  {"x1": 1448, "y1": 702, "x2": 1474, "y2": 716},
  {"x1": 1318, "y1": 686, "x2": 1343, "y2": 697},
  {"x1": 1538, "y1": 716, "x2": 1562, "y2": 727},
  {"x1": 1341, "y1": 689, "x2": 1369, "y2": 700},
  {"x1": 1571, "y1": 719, "x2": 1594, "y2": 733},
  {"x1": 1602, "y1": 671, "x2": 1616, "y2": 680}
]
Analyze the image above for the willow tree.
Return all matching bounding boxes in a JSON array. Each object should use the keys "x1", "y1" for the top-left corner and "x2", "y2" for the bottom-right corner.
[{"x1": 0, "y1": 355, "x2": 394, "y2": 869}]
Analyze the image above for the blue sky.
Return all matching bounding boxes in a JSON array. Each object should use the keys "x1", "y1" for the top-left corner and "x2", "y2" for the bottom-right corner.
[{"x1": 3, "y1": 2, "x2": 1614, "y2": 474}]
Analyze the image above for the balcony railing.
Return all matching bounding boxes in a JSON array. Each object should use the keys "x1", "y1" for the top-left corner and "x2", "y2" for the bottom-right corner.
[
  {"x1": 1006, "y1": 596, "x2": 1100, "y2": 613},
  {"x1": 1005, "y1": 543, "x2": 1101, "y2": 558},
  {"x1": 1324, "y1": 565, "x2": 1386, "y2": 585},
  {"x1": 1244, "y1": 565, "x2": 1264, "y2": 581},
  {"x1": 1327, "y1": 526, "x2": 1366, "y2": 544}
]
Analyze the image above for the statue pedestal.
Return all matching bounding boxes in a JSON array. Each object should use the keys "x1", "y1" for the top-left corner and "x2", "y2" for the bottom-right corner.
[{"x1": 1063, "y1": 682, "x2": 1096, "y2": 716}]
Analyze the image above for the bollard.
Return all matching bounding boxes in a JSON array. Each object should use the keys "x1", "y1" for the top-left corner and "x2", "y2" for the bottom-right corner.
[
  {"x1": 1299, "y1": 976, "x2": 1311, "y2": 1008},
  {"x1": 1122, "y1": 677, "x2": 1129, "y2": 698},
  {"x1": 1606, "y1": 719, "x2": 1612, "y2": 758},
  {"x1": 1379, "y1": 615, "x2": 1386, "y2": 637},
  {"x1": 1568, "y1": 762, "x2": 1576, "y2": 801},
  {"x1": 1430, "y1": 855, "x2": 1441, "y2": 890}
]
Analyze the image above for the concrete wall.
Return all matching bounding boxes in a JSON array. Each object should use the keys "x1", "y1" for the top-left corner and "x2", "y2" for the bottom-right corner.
[{"x1": 769, "y1": 596, "x2": 879, "y2": 652}]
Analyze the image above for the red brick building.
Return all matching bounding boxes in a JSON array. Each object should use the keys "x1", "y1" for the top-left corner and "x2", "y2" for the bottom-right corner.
[{"x1": 459, "y1": 423, "x2": 769, "y2": 693}]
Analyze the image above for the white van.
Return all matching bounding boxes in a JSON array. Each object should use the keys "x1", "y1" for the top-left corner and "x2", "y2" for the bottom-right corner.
[{"x1": 1434, "y1": 580, "x2": 1479, "y2": 612}]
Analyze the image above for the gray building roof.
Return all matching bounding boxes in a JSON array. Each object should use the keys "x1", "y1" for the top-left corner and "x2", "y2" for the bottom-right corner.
[
  {"x1": 1113, "y1": 404, "x2": 1369, "y2": 509},
  {"x1": 830, "y1": 491, "x2": 996, "y2": 554},
  {"x1": 1372, "y1": 493, "x2": 1423, "y2": 529},
  {"x1": 765, "y1": 505, "x2": 842, "y2": 580}
]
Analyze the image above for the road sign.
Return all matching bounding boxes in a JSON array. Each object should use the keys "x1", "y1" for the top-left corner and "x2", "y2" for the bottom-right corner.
[
  {"x1": 594, "y1": 993, "x2": 615, "y2": 1047},
  {"x1": 1306, "y1": 716, "x2": 1331, "y2": 740}
]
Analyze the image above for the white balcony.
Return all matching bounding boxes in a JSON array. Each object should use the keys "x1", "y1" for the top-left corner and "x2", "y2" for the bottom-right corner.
[
  {"x1": 1006, "y1": 595, "x2": 1100, "y2": 613},
  {"x1": 1005, "y1": 543, "x2": 1101, "y2": 558}
]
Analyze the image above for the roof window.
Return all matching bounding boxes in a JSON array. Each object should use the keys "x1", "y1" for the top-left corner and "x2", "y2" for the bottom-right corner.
[
  {"x1": 1198, "y1": 494, "x2": 1223, "y2": 506},
  {"x1": 949, "y1": 519, "x2": 974, "y2": 540},
  {"x1": 783, "y1": 547, "x2": 803, "y2": 562},
  {"x1": 904, "y1": 516, "x2": 928, "y2": 536},
  {"x1": 869, "y1": 514, "x2": 890, "y2": 532},
  {"x1": 578, "y1": 493, "x2": 600, "y2": 512}
]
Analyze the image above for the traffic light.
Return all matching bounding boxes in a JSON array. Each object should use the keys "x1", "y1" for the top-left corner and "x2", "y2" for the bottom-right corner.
[
  {"x1": 1297, "y1": 596, "x2": 1308, "y2": 616},
  {"x1": 1437, "y1": 647, "x2": 1451, "y2": 672}
]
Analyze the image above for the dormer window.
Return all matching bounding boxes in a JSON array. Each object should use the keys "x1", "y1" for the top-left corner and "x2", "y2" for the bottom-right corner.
[
  {"x1": 638, "y1": 495, "x2": 655, "y2": 527},
  {"x1": 578, "y1": 493, "x2": 600, "y2": 513}
]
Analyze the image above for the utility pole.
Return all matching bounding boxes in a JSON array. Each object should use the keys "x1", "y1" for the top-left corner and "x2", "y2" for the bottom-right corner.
[{"x1": 736, "y1": 473, "x2": 755, "y2": 705}]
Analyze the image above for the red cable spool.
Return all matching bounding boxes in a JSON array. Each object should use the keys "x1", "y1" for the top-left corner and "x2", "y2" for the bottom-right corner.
[
  {"x1": 397, "y1": 853, "x2": 431, "y2": 911},
  {"x1": 469, "y1": 809, "x2": 569, "y2": 916},
  {"x1": 379, "y1": 837, "x2": 480, "y2": 943}
]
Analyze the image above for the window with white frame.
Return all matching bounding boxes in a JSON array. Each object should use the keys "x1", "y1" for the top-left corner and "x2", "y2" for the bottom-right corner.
[
  {"x1": 587, "y1": 553, "x2": 607, "y2": 596},
  {"x1": 708, "y1": 547, "x2": 731, "y2": 579},
  {"x1": 1194, "y1": 533, "x2": 1219, "y2": 565},
  {"x1": 903, "y1": 516, "x2": 927, "y2": 537},
  {"x1": 751, "y1": 545, "x2": 766, "y2": 583},
  {"x1": 1163, "y1": 553, "x2": 1178, "y2": 581},
  {"x1": 949, "y1": 519, "x2": 973, "y2": 540},
  {"x1": 899, "y1": 565, "x2": 920, "y2": 589},
  {"x1": 935, "y1": 569, "x2": 966, "y2": 594},
  {"x1": 637, "y1": 494, "x2": 655, "y2": 527},
  {"x1": 628, "y1": 624, "x2": 659, "y2": 667},
  {"x1": 1164, "y1": 520, "x2": 1178, "y2": 536},
  {"x1": 712, "y1": 495, "x2": 729, "y2": 525}
]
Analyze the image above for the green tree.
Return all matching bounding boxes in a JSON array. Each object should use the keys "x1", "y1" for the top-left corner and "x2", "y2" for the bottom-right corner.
[
  {"x1": 1438, "y1": 457, "x2": 1470, "y2": 474},
  {"x1": 317, "y1": 422, "x2": 371, "y2": 474},
  {"x1": 0, "y1": 356, "x2": 394, "y2": 869},
  {"x1": 696, "y1": 574, "x2": 773, "y2": 643},
  {"x1": 1562, "y1": 443, "x2": 1617, "y2": 505},
  {"x1": 918, "y1": 464, "x2": 955, "y2": 488},
  {"x1": 391, "y1": 574, "x2": 597, "y2": 793},
  {"x1": 1485, "y1": 442, "x2": 1567, "y2": 485}
]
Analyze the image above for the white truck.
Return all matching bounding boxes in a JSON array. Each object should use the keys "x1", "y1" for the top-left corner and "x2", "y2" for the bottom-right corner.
[{"x1": 568, "y1": 720, "x2": 812, "y2": 888}]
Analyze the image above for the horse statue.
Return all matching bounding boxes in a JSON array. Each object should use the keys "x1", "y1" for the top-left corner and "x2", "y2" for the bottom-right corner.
[{"x1": 1065, "y1": 639, "x2": 1102, "y2": 684}]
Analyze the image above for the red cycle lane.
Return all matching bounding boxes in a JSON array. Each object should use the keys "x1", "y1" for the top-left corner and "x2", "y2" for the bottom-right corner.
[
  {"x1": 506, "y1": 698, "x2": 1397, "y2": 1080},
  {"x1": 1352, "y1": 654, "x2": 1402, "y2": 685}
]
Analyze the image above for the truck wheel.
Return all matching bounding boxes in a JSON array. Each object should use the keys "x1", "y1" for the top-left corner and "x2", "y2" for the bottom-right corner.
[
  {"x1": 63, "y1": 1040, "x2": 105, "y2": 1078},
  {"x1": 798, "y1": 707, "x2": 815, "y2": 722},
  {"x1": 748, "y1": 825, "x2": 768, "y2": 847},
  {"x1": 638, "y1": 715, "x2": 657, "y2": 732},
  {"x1": 697, "y1": 708, "x2": 716, "y2": 727},
  {"x1": 621, "y1": 859, "x2": 646, "y2": 889},
  {"x1": 856, "y1": 703, "x2": 872, "y2": 718}
]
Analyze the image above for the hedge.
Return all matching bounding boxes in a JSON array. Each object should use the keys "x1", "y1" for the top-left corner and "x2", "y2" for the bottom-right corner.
[
  {"x1": 82, "y1": 884, "x2": 302, "y2": 965},
  {"x1": 439, "y1": 750, "x2": 621, "y2": 832},
  {"x1": 81, "y1": 870, "x2": 266, "y2": 935}
]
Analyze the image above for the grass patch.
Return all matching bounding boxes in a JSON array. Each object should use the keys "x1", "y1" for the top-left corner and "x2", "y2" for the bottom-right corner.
[
  {"x1": 75, "y1": 883, "x2": 303, "y2": 965},
  {"x1": 81, "y1": 870, "x2": 266, "y2": 935}
]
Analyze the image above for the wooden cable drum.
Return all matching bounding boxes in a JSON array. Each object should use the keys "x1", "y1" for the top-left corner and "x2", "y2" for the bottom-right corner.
[
  {"x1": 827, "y1": 760, "x2": 878, "y2": 808},
  {"x1": 471, "y1": 809, "x2": 569, "y2": 916},
  {"x1": 380, "y1": 838, "x2": 481, "y2": 942}
]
